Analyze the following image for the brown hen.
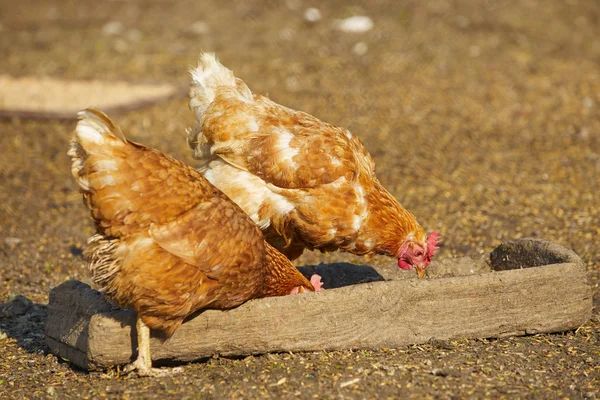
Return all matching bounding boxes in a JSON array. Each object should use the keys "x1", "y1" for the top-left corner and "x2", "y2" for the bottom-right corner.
[
  {"x1": 69, "y1": 109, "x2": 321, "y2": 376},
  {"x1": 188, "y1": 54, "x2": 439, "y2": 277}
]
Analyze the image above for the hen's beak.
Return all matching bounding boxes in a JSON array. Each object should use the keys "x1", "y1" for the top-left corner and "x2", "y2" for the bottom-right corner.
[{"x1": 415, "y1": 265, "x2": 426, "y2": 279}]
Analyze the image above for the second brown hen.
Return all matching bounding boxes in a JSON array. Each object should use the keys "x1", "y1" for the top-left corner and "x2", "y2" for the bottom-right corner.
[{"x1": 188, "y1": 54, "x2": 439, "y2": 277}]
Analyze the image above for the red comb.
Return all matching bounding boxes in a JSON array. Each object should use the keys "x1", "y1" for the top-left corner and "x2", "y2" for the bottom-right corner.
[
  {"x1": 310, "y1": 274, "x2": 324, "y2": 291},
  {"x1": 426, "y1": 231, "x2": 441, "y2": 260}
]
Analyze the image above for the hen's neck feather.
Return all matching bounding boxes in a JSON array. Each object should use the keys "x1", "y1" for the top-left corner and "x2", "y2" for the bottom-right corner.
[
  {"x1": 261, "y1": 242, "x2": 312, "y2": 296},
  {"x1": 361, "y1": 179, "x2": 425, "y2": 257}
]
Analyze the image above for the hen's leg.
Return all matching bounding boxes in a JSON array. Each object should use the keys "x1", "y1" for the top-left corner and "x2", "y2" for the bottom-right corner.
[{"x1": 123, "y1": 316, "x2": 182, "y2": 377}]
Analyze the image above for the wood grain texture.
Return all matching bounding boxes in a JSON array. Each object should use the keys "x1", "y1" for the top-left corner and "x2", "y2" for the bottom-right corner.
[{"x1": 45, "y1": 243, "x2": 592, "y2": 370}]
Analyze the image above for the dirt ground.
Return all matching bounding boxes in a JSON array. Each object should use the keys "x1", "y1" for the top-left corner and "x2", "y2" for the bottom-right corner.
[{"x1": 1, "y1": 0, "x2": 599, "y2": 398}]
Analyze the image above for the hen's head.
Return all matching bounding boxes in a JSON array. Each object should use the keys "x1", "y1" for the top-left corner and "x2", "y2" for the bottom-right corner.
[{"x1": 397, "y1": 231, "x2": 440, "y2": 278}]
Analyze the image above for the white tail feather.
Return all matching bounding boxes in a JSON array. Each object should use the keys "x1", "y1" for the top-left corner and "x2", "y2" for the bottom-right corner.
[
  {"x1": 188, "y1": 53, "x2": 253, "y2": 161},
  {"x1": 73, "y1": 109, "x2": 126, "y2": 145},
  {"x1": 189, "y1": 53, "x2": 252, "y2": 119},
  {"x1": 68, "y1": 108, "x2": 126, "y2": 192}
]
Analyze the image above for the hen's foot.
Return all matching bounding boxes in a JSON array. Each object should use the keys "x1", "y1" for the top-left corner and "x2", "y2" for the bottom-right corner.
[
  {"x1": 123, "y1": 316, "x2": 183, "y2": 377},
  {"x1": 123, "y1": 360, "x2": 183, "y2": 377}
]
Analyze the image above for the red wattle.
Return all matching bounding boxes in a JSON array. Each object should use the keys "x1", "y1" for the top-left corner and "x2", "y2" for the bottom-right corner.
[{"x1": 398, "y1": 259, "x2": 412, "y2": 270}]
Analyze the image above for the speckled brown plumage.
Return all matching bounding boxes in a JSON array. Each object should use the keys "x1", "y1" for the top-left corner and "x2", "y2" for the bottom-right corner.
[
  {"x1": 188, "y1": 54, "x2": 434, "y2": 269},
  {"x1": 69, "y1": 108, "x2": 315, "y2": 339}
]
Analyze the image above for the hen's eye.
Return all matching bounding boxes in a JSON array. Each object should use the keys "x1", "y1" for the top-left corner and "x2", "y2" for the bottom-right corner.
[{"x1": 415, "y1": 250, "x2": 424, "y2": 257}]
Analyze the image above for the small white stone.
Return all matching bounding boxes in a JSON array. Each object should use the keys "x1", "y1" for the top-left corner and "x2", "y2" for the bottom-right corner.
[
  {"x1": 4, "y1": 237, "x2": 22, "y2": 246},
  {"x1": 188, "y1": 20, "x2": 210, "y2": 35},
  {"x1": 334, "y1": 16, "x2": 373, "y2": 33},
  {"x1": 583, "y1": 96, "x2": 594, "y2": 109},
  {"x1": 102, "y1": 21, "x2": 124, "y2": 36},
  {"x1": 352, "y1": 42, "x2": 368, "y2": 56},
  {"x1": 274, "y1": 377, "x2": 287, "y2": 386},
  {"x1": 304, "y1": 8, "x2": 322, "y2": 23},
  {"x1": 339, "y1": 378, "x2": 360, "y2": 388}
]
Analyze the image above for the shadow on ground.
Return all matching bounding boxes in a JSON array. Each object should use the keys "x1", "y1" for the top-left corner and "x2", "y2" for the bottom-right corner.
[
  {"x1": 0, "y1": 295, "x2": 48, "y2": 354},
  {"x1": 297, "y1": 262, "x2": 385, "y2": 289}
]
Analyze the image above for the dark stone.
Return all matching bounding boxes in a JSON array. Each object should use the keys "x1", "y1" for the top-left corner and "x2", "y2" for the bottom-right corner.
[{"x1": 489, "y1": 238, "x2": 580, "y2": 271}]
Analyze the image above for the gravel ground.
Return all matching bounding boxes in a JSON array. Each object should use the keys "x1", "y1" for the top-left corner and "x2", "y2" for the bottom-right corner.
[{"x1": 1, "y1": 0, "x2": 599, "y2": 398}]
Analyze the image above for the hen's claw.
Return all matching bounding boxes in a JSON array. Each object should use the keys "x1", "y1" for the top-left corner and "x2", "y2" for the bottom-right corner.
[
  {"x1": 123, "y1": 361, "x2": 183, "y2": 377},
  {"x1": 122, "y1": 317, "x2": 183, "y2": 377}
]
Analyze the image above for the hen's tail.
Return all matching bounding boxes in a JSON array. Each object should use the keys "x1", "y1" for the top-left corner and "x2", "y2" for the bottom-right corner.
[
  {"x1": 68, "y1": 108, "x2": 128, "y2": 193},
  {"x1": 189, "y1": 53, "x2": 253, "y2": 118},
  {"x1": 188, "y1": 53, "x2": 250, "y2": 162}
]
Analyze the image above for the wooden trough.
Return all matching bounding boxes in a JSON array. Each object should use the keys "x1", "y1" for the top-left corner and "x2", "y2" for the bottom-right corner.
[{"x1": 45, "y1": 239, "x2": 592, "y2": 371}]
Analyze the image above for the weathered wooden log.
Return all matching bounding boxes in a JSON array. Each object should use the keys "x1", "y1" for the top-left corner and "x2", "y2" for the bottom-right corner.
[{"x1": 45, "y1": 239, "x2": 592, "y2": 371}]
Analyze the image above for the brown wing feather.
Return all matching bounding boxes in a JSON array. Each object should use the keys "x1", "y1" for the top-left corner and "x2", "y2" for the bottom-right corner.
[
  {"x1": 148, "y1": 196, "x2": 266, "y2": 286},
  {"x1": 105, "y1": 235, "x2": 220, "y2": 336}
]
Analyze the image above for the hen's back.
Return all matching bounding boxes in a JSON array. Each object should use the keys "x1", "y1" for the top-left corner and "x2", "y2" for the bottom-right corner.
[{"x1": 69, "y1": 109, "x2": 223, "y2": 237}]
